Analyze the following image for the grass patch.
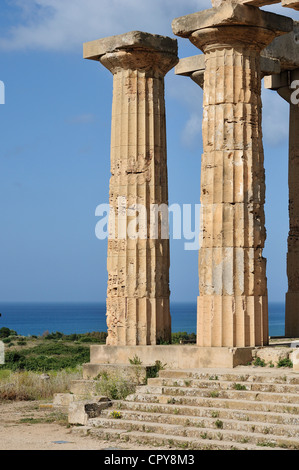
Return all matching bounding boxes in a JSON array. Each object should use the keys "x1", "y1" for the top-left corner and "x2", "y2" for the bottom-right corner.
[
  {"x1": 0, "y1": 369, "x2": 82, "y2": 401},
  {"x1": 19, "y1": 412, "x2": 68, "y2": 425},
  {"x1": 253, "y1": 357, "x2": 266, "y2": 368},
  {"x1": 95, "y1": 372, "x2": 136, "y2": 400},
  {"x1": 233, "y1": 383, "x2": 247, "y2": 391},
  {"x1": 277, "y1": 358, "x2": 293, "y2": 368},
  {"x1": 1, "y1": 342, "x2": 90, "y2": 372}
]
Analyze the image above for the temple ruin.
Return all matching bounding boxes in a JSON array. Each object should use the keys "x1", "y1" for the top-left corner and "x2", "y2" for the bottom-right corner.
[{"x1": 83, "y1": 0, "x2": 299, "y2": 369}]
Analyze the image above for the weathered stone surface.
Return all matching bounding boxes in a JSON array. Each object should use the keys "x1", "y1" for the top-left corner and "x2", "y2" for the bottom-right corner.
[
  {"x1": 176, "y1": 54, "x2": 280, "y2": 90},
  {"x1": 172, "y1": 3, "x2": 293, "y2": 39},
  {"x1": 53, "y1": 393, "x2": 75, "y2": 407},
  {"x1": 211, "y1": 0, "x2": 281, "y2": 6},
  {"x1": 83, "y1": 363, "x2": 148, "y2": 384},
  {"x1": 85, "y1": 32, "x2": 178, "y2": 346},
  {"x1": 263, "y1": 22, "x2": 299, "y2": 71},
  {"x1": 253, "y1": 347, "x2": 291, "y2": 365},
  {"x1": 84, "y1": 345, "x2": 254, "y2": 370},
  {"x1": 69, "y1": 380, "x2": 97, "y2": 397},
  {"x1": 68, "y1": 398, "x2": 112, "y2": 426},
  {"x1": 172, "y1": 5, "x2": 292, "y2": 348},
  {"x1": 212, "y1": 0, "x2": 299, "y2": 9},
  {"x1": 282, "y1": 0, "x2": 299, "y2": 10},
  {"x1": 84, "y1": 31, "x2": 178, "y2": 61},
  {"x1": 292, "y1": 349, "x2": 299, "y2": 370}
]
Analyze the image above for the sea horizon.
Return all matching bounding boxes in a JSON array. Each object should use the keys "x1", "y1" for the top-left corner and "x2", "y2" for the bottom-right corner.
[{"x1": 0, "y1": 301, "x2": 286, "y2": 338}]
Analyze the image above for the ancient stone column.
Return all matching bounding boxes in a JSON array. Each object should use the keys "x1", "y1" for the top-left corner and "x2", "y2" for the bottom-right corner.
[
  {"x1": 265, "y1": 70, "x2": 299, "y2": 337},
  {"x1": 175, "y1": 54, "x2": 281, "y2": 89},
  {"x1": 84, "y1": 32, "x2": 178, "y2": 346},
  {"x1": 172, "y1": 2, "x2": 293, "y2": 347}
]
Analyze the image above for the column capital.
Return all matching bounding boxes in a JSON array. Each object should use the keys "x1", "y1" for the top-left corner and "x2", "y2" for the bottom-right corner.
[
  {"x1": 83, "y1": 31, "x2": 178, "y2": 76},
  {"x1": 172, "y1": 2, "x2": 293, "y2": 52},
  {"x1": 264, "y1": 69, "x2": 299, "y2": 103}
]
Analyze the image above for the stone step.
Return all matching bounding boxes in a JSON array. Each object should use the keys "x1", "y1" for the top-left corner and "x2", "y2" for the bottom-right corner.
[
  {"x1": 148, "y1": 377, "x2": 299, "y2": 394},
  {"x1": 125, "y1": 393, "x2": 299, "y2": 415},
  {"x1": 136, "y1": 385, "x2": 299, "y2": 404},
  {"x1": 100, "y1": 408, "x2": 299, "y2": 438},
  {"x1": 71, "y1": 425, "x2": 275, "y2": 451},
  {"x1": 114, "y1": 399, "x2": 299, "y2": 425},
  {"x1": 89, "y1": 416, "x2": 299, "y2": 449},
  {"x1": 158, "y1": 369, "x2": 299, "y2": 385}
]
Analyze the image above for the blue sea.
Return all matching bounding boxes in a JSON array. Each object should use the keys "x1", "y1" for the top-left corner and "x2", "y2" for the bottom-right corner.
[{"x1": 0, "y1": 302, "x2": 285, "y2": 338}]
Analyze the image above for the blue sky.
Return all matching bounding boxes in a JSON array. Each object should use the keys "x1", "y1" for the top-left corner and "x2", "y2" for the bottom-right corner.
[{"x1": 0, "y1": 0, "x2": 297, "y2": 303}]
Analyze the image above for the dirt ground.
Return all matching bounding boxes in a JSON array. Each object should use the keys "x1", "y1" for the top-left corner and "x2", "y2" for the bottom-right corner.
[{"x1": 0, "y1": 400, "x2": 153, "y2": 451}]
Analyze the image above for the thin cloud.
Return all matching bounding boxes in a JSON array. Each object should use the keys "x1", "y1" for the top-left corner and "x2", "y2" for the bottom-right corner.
[
  {"x1": 67, "y1": 113, "x2": 97, "y2": 125},
  {"x1": 0, "y1": 0, "x2": 210, "y2": 52}
]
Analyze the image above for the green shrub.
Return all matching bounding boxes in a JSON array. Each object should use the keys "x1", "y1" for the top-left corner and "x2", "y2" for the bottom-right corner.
[
  {"x1": 171, "y1": 332, "x2": 196, "y2": 344},
  {"x1": 96, "y1": 374, "x2": 135, "y2": 400},
  {"x1": 253, "y1": 357, "x2": 266, "y2": 367},
  {"x1": 277, "y1": 358, "x2": 293, "y2": 368},
  {"x1": 233, "y1": 383, "x2": 247, "y2": 391},
  {"x1": 2, "y1": 338, "x2": 12, "y2": 344},
  {"x1": 129, "y1": 355, "x2": 142, "y2": 365},
  {"x1": 0, "y1": 343, "x2": 90, "y2": 372},
  {"x1": 0, "y1": 328, "x2": 17, "y2": 339},
  {"x1": 0, "y1": 369, "x2": 82, "y2": 401},
  {"x1": 146, "y1": 360, "x2": 167, "y2": 380}
]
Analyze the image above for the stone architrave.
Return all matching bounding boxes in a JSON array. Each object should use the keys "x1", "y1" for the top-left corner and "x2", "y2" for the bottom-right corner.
[
  {"x1": 265, "y1": 70, "x2": 299, "y2": 338},
  {"x1": 84, "y1": 32, "x2": 178, "y2": 346},
  {"x1": 172, "y1": 2, "x2": 293, "y2": 347}
]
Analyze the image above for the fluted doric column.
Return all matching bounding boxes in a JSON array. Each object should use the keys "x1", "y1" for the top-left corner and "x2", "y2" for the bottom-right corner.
[
  {"x1": 265, "y1": 69, "x2": 299, "y2": 337},
  {"x1": 173, "y1": 1, "x2": 293, "y2": 347},
  {"x1": 286, "y1": 74, "x2": 299, "y2": 337},
  {"x1": 84, "y1": 31, "x2": 178, "y2": 346}
]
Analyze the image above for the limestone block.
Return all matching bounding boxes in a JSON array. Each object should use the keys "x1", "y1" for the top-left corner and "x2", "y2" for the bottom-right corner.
[
  {"x1": 68, "y1": 398, "x2": 112, "y2": 426},
  {"x1": 83, "y1": 31, "x2": 178, "y2": 61},
  {"x1": 282, "y1": 0, "x2": 299, "y2": 11},
  {"x1": 253, "y1": 347, "x2": 291, "y2": 365},
  {"x1": 83, "y1": 363, "x2": 148, "y2": 384},
  {"x1": 69, "y1": 380, "x2": 97, "y2": 397},
  {"x1": 200, "y1": 203, "x2": 266, "y2": 248},
  {"x1": 172, "y1": 3, "x2": 293, "y2": 39},
  {"x1": 85, "y1": 345, "x2": 254, "y2": 369},
  {"x1": 211, "y1": 1, "x2": 281, "y2": 6},
  {"x1": 291, "y1": 350, "x2": 299, "y2": 370},
  {"x1": 200, "y1": 150, "x2": 266, "y2": 205},
  {"x1": 263, "y1": 22, "x2": 299, "y2": 71},
  {"x1": 53, "y1": 393, "x2": 75, "y2": 407},
  {"x1": 197, "y1": 295, "x2": 268, "y2": 347},
  {"x1": 198, "y1": 248, "x2": 267, "y2": 297}
]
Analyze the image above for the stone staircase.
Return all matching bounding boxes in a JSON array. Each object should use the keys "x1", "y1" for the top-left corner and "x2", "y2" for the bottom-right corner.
[{"x1": 71, "y1": 368, "x2": 299, "y2": 450}]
